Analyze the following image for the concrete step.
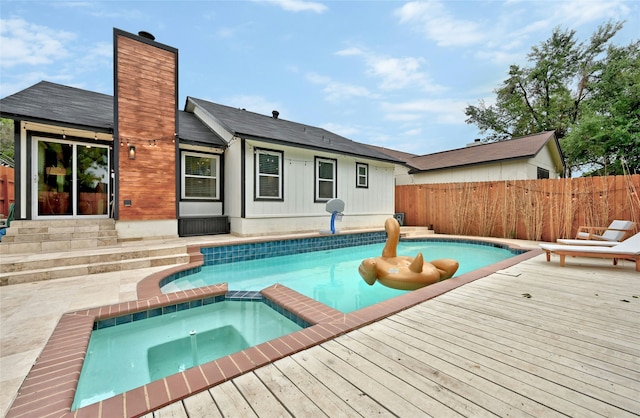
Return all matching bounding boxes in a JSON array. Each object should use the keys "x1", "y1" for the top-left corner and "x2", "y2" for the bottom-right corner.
[
  {"x1": 400, "y1": 226, "x2": 434, "y2": 238},
  {"x1": 0, "y1": 242, "x2": 190, "y2": 286},
  {"x1": 1, "y1": 219, "x2": 118, "y2": 254},
  {"x1": 1, "y1": 254, "x2": 190, "y2": 286}
]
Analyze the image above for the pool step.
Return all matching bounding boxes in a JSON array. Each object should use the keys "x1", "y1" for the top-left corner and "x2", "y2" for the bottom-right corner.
[
  {"x1": 400, "y1": 226, "x2": 434, "y2": 238},
  {"x1": 0, "y1": 243, "x2": 190, "y2": 286}
]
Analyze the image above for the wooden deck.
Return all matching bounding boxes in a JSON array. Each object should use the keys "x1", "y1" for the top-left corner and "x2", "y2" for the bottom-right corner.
[{"x1": 146, "y1": 254, "x2": 639, "y2": 418}]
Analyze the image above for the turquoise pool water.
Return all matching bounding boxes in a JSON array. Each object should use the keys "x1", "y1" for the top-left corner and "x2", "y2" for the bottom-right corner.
[
  {"x1": 163, "y1": 241, "x2": 517, "y2": 312},
  {"x1": 72, "y1": 300, "x2": 303, "y2": 410}
]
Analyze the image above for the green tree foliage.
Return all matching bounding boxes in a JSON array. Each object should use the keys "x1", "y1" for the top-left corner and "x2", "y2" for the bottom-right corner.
[
  {"x1": 0, "y1": 118, "x2": 14, "y2": 167},
  {"x1": 562, "y1": 41, "x2": 640, "y2": 175},
  {"x1": 465, "y1": 21, "x2": 639, "y2": 176}
]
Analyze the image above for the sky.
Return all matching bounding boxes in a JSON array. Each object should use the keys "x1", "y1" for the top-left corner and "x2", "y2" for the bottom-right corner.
[{"x1": 0, "y1": 0, "x2": 638, "y2": 156}]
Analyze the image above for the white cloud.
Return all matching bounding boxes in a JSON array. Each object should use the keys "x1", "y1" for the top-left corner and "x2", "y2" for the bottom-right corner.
[
  {"x1": 550, "y1": 0, "x2": 629, "y2": 26},
  {"x1": 0, "y1": 18, "x2": 74, "y2": 67},
  {"x1": 321, "y1": 122, "x2": 359, "y2": 138},
  {"x1": 253, "y1": 0, "x2": 327, "y2": 13},
  {"x1": 474, "y1": 49, "x2": 523, "y2": 67},
  {"x1": 381, "y1": 99, "x2": 469, "y2": 125},
  {"x1": 336, "y1": 46, "x2": 444, "y2": 93},
  {"x1": 222, "y1": 94, "x2": 287, "y2": 118},
  {"x1": 403, "y1": 127, "x2": 423, "y2": 136},
  {"x1": 335, "y1": 47, "x2": 364, "y2": 57},
  {"x1": 394, "y1": 1, "x2": 486, "y2": 47},
  {"x1": 370, "y1": 55, "x2": 438, "y2": 92},
  {"x1": 306, "y1": 72, "x2": 375, "y2": 102}
]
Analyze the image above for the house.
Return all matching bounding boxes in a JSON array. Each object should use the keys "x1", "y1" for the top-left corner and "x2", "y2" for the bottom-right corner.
[
  {"x1": 0, "y1": 28, "x2": 402, "y2": 240},
  {"x1": 377, "y1": 131, "x2": 565, "y2": 185}
]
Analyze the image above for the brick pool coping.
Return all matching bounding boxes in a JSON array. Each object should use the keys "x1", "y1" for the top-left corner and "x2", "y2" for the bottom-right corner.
[{"x1": 6, "y1": 242, "x2": 541, "y2": 418}]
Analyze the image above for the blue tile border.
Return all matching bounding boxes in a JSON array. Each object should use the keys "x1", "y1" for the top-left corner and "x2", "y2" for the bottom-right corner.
[
  {"x1": 199, "y1": 231, "x2": 388, "y2": 266},
  {"x1": 93, "y1": 292, "x2": 310, "y2": 330},
  {"x1": 158, "y1": 265, "x2": 203, "y2": 289}
]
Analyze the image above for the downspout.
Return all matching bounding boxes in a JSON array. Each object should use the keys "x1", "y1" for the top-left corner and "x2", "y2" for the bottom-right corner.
[
  {"x1": 14, "y1": 122, "x2": 23, "y2": 219},
  {"x1": 112, "y1": 33, "x2": 120, "y2": 221},
  {"x1": 240, "y1": 137, "x2": 245, "y2": 219}
]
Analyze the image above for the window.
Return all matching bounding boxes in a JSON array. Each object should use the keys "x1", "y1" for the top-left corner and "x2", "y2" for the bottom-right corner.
[
  {"x1": 255, "y1": 149, "x2": 283, "y2": 200},
  {"x1": 537, "y1": 167, "x2": 550, "y2": 179},
  {"x1": 182, "y1": 152, "x2": 219, "y2": 199},
  {"x1": 315, "y1": 157, "x2": 337, "y2": 201},
  {"x1": 356, "y1": 162, "x2": 368, "y2": 188}
]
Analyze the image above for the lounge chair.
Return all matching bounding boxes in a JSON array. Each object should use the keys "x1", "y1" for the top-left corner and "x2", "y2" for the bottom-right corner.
[
  {"x1": 573, "y1": 220, "x2": 634, "y2": 242},
  {"x1": 556, "y1": 239, "x2": 619, "y2": 246},
  {"x1": 539, "y1": 231, "x2": 640, "y2": 272}
]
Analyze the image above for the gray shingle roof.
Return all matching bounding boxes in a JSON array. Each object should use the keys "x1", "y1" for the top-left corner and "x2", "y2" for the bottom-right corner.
[
  {"x1": 406, "y1": 131, "x2": 560, "y2": 172},
  {"x1": 365, "y1": 144, "x2": 418, "y2": 163},
  {"x1": 187, "y1": 97, "x2": 403, "y2": 164},
  {"x1": 0, "y1": 81, "x2": 113, "y2": 131},
  {"x1": 176, "y1": 111, "x2": 226, "y2": 147},
  {"x1": 0, "y1": 81, "x2": 226, "y2": 147}
]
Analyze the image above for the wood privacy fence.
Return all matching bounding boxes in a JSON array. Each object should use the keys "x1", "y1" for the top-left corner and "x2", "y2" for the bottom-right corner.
[
  {"x1": 396, "y1": 174, "x2": 640, "y2": 242},
  {"x1": 0, "y1": 166, "x2": 14, "y2": 218}
]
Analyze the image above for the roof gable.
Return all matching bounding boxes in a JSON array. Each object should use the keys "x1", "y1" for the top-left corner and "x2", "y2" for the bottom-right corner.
[
  {"x1": 406, "y1": 131, "x2": 561, "y2": 172},
  {"x1": 187, "y1": 97, "x2": 402, "y2": 163}
]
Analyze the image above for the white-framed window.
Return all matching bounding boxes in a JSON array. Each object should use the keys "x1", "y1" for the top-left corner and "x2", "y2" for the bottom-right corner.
[
  {"x1": 315, "y1": 156, "x2": 337, "y2": 201},
  {"x1": 182, "y1": 151, "x2": 220, "y2": 200},
  {"x1": 255, "y1": 148, "x2": 283, "y2": 200},
  {"x1": 356, "y1": 162, "x2": 368, "y2": 188}
]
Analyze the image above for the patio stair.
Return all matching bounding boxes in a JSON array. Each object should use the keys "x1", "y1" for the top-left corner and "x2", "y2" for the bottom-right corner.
[
  {"x1": 0, "y1": 219, "x2": 190, "y2": 286},
  {"x1": 0, "y1": 219, "x2": 119, "y2": 254},
  {"x1": 400, "y1": 226, "x2": 434, "y2": 238}
]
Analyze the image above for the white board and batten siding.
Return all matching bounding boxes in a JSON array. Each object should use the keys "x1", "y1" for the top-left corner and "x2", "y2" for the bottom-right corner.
[{"x1": 231, "y1": 140, "x2": 396, "y2": 236}]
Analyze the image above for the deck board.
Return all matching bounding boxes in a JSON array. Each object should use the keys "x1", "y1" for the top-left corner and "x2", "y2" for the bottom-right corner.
[
  {"x1": 424, "y1": 301, "x2": 640, "y2": 390},
  {"x1": 210, "y1": 381, "x2": 259, "y2": 417},
  {"x1": 273, "y1": 355, "x2": 375, "y2": 417},
  {"x1": 286, "y1": 348, "x2": 393, "y2": 417},
  {"x1": 181, "y1": 390, "x2": 223, "y2": 418},
  {"x1": 154, "y1": 254, "x2": 639, "y2": 417}
]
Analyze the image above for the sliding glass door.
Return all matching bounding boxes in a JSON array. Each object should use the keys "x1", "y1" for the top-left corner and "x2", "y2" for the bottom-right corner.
[{"x1": 35, "y1": 138, "x2": 110, "y2": 217}]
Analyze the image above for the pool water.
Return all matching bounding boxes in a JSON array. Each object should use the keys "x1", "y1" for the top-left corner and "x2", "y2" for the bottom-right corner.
[
  {"x1": 163, "y1": 241, "x2": 517, "y2": 312},
  {"x1": 72, "y1": 301, "x2": 303, "y2": 410}
]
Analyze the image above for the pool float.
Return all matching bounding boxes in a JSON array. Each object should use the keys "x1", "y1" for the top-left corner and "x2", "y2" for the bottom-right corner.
[{"x1": 358, "y1": 218, "x2": 459, "y2": 290}]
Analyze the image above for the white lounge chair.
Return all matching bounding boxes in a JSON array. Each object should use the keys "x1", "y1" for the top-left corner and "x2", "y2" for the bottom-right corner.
[
  {"x1": 555, "y1": 239, "x2": 619, "y2": 246},
  {"x1": 573, "y1": 220, "x2": 634, "y2": 242},
  {"x1": 539, "y1": 232, "x2": 640, "y2": 272}
]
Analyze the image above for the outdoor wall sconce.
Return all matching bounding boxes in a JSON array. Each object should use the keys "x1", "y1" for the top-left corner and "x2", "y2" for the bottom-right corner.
[{"x1": 128, "y1": 145, "x2": 136, "y2": 160}]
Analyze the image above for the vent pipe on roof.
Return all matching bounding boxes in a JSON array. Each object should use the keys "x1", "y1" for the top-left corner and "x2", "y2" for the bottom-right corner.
[
  {"x1": 138, "y1": 31, "x2": 156, "y2": 41},
  {"x1": 466, "y1": 138, "x2": 483, "y2": 147},
  {"x1": 272, "y1": 110, "x2": 279, "y2": 119}
]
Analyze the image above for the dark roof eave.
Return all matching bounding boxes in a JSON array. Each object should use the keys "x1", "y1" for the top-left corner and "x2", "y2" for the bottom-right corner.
[
  {"x1": 0, "y1": 113, "x2": 113, "y2": 133},
  {"x1": 179, "y1": 139, "x2": 227, "y2": 150}
]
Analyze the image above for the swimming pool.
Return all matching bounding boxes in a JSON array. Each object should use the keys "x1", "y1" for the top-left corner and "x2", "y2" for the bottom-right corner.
[
  {"x1": 8, "y1": 231, "x2": 536, "y2": 418},
  {"x1": 162, "y1": 240, "x2": 520, "y2": 312},
  {"x1": 72, "y1": 298, "x2": 305, "y2": 409}
]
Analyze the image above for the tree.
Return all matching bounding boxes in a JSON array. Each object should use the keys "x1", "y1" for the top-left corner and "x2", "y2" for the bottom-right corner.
[
  {"x1": 0, "y1": 118, "x2": 14, "y2": 167},
  {"x1": 465, "y1": 21, "x2": 639, "y2": 176},
  {"x1": 561, "y1": 41, "x2": 640, "y2": 175}
]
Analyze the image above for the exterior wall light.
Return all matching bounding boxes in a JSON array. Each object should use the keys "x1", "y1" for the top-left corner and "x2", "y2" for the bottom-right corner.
[{"x1": 128, "y1": 145, "x2": 136, "y2": 160}]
